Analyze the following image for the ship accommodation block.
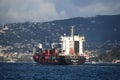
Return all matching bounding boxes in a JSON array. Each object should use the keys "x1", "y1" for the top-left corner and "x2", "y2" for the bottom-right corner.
[{"x1": 60, "y1": 35, "x2": 85, "y2": 55}]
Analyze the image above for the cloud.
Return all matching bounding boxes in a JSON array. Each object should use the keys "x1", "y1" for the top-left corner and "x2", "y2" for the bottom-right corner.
[
  {"x1": 0, "y1": 0, "x2": 120, "y2": 24},
  {"x1": 78, "y1": 3, "x2": 113, "y2": 16},
  {"x1": 0, "y1": 0, "x2": 59, "y2": 24},
  {"x1": 70, "y1": 0, "x2": 120, "y2": 16},
  {"x1": 60, "y1": 11, "x2": 68, "y2": 18}
]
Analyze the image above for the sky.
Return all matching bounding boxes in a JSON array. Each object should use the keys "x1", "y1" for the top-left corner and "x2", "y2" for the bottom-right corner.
[{"x1": 0, "y1": 0, "x2": 120, "y2": 24}]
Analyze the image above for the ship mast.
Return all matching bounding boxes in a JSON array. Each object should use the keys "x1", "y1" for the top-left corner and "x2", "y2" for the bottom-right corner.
[
  {"x1": 71, "y1": 26, "x2": 75, "y2": 54},
  {"x1": 71, "y1": 26, "x2": 74, "y2": 39}
]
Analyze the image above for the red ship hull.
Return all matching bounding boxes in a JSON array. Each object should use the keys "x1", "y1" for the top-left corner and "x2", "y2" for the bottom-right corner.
[{"x1": 33, "y1": 49, "x2": 86, "y2": 65}]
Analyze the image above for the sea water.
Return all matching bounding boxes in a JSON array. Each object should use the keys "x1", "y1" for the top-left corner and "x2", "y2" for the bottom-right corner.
[{"x1": 0, "y1": 63, "x2": 120, "y2": 80}]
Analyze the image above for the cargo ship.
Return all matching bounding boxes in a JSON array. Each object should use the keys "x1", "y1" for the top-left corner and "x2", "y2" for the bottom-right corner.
[{"x1": 33, "y1": 26, "x2": 86, "y2": 65}]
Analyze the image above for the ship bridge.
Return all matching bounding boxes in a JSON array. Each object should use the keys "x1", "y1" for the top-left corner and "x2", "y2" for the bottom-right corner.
[{"x1": 60, "y1": 26, "x2": 85, "y2": 55}]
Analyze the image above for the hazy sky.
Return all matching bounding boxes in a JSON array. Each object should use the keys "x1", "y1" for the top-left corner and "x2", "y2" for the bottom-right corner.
[{"x1": 0, "y1": 0, "x2": 120, "y2": 24}]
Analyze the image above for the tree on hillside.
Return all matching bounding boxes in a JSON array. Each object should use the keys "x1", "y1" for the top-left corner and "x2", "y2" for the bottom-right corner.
[{"x1": 100, "y1": 47, "x2": 120, "y2": 62}]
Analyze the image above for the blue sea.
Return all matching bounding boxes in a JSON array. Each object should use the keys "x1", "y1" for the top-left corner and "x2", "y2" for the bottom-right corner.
[{"x1": 0, "y1": 63, "x2": 120, "y2": 80}]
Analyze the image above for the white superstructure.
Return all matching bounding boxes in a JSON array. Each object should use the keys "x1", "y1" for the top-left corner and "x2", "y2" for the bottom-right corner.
[
  {"x1": 38, "y1": 43, "x2": 43, "y2": 49},
  {"x1": 60, "y1": 26, "x2": 85, "y2": 55}
]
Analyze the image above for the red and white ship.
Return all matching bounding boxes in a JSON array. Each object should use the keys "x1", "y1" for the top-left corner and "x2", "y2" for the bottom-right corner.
[{"x1": 33, "y1": 26, "x2": 86, "y2": 65}]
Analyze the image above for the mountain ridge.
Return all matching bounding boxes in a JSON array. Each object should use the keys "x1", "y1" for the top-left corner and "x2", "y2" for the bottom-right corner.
[{"x1": 0, "y1": 15, "x2": 120, "y2": 46}]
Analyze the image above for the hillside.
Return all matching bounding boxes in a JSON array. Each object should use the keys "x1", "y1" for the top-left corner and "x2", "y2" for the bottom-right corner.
[{"x1": 0, "y1": 15, "x2": 120, "y2": 46}]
